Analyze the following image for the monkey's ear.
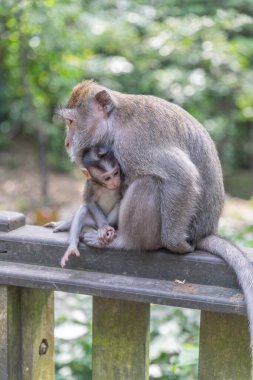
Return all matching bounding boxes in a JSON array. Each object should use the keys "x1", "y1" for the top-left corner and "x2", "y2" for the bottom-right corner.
[
  {"x1": 56, "y1": 108, "x2": 77, "y2": 125},
  {"x1": 94, "y1": 90, "x2": 114, "y2": 115},
  {"x1": 81, "y1": 168, "x2": 91, "y2": 179}
]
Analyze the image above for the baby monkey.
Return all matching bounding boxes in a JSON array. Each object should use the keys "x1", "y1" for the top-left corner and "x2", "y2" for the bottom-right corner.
[{"x1": 46, "y1": 146, "x2": 122, "y2": 267}]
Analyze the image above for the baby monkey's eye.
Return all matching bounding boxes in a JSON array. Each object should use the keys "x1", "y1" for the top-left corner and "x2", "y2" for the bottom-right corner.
[
  {"x1": 105, "y1": 177, "x2": 110, "y2": 181},
  {"x1": 114, "y1": 171, "x2": 119, "y2": 176}
]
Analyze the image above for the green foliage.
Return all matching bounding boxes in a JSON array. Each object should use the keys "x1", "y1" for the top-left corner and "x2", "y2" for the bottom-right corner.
[
  {"x1": 219, "y1": 197, "x2": 253, "y2": 247},
  {"x1": 150, "y1": 306, "x2": 199, "y2": 380},
  {"x1": 1, "y1": 1, "x2": 253, "y2": 172},
  {"x1": 55, "y1": 293, "x2": 199, "y2": 380},
  {"x1": 55, "y1": 293, "x2": 92, "y2": 380},
  {"x1": 220, "y1": 219, "x2": 253, "y2": 247}
]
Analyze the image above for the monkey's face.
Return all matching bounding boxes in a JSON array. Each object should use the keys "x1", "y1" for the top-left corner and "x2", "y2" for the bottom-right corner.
[
  {"x1": 58, "y1": 81, "x2": 115, "y2": 165},
  {"x1": 57, "y1": 107, "x2": 80, "y2": 161},
  {"x1": 90, "y1": 165, "x2": 121, "y2": 190}
]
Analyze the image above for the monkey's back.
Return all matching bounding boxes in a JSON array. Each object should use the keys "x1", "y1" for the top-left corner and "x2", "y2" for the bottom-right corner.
[
  {"x1": 155, "y1": 97, "x2": 225, "y2": 241},
  {"x1": 113, "y1": 93, "x2": 225, "y2": 242}
]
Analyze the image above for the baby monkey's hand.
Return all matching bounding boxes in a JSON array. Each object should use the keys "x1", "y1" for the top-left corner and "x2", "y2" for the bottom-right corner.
[
  {"x1": 61, "y1": 245, "x2": 80, "y2": 268},
  {"x1": 98, "y1": 226, "x2": 116, "y2": 246}
]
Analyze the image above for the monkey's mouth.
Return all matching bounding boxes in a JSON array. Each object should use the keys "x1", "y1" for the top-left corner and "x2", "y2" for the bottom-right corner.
[{"x1": 106, "y1": 184, "x2": 120, "y2": 190}]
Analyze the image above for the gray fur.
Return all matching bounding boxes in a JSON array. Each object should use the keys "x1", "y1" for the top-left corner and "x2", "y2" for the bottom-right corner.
[
  {"x1": 46, "y1": 144, "x2": 123, "y2": 267},
  {"x1": 64, "y1": 82, "x2": 224, "y2": 250}
]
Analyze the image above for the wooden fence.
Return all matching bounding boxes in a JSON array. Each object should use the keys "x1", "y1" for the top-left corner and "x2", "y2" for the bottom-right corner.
[{"x1": 0, "y1": 211, "x2": 252, "y2": 379}]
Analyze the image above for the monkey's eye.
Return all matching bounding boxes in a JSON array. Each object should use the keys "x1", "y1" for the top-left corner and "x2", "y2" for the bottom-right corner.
[
  {"x1": 105, "y1": 177, "x2": 110, "y2": 181},
  {"x1": 114, "y1": 171, "x2": 119, "y2": 177}
]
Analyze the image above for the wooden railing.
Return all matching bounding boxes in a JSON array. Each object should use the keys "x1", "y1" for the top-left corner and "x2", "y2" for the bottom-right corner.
[{"x1": 0, "y1": 211, "x2": 252, "y2": 380}]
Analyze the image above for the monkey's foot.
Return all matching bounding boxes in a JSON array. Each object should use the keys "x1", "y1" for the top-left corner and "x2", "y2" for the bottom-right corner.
[
  {"x1": 167, "y1": 240, "x2": 195, "y2": 254},
  {"x1": 60, "y1": 245, "x2": 80, "y2": 268},
  {"x1": 98, "y1": 226, "x2": 116, "y2": 246},
  {"x1": 44, "y1": 221, "x2": 56, "y2": 229},
  {"x1": 44, "y1": 220, "x2": 70, "y2": 233},
  {"x1": 82, "y1": 231, "x2": 104, "y2": 248}
]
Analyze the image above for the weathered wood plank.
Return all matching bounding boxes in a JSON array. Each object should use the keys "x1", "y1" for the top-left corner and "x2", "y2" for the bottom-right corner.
[
  {"x1": 21, "y1": 289, "x2": 54, "y2": 380},
  {"x1": 92, "y1": 297, "x2": 150, "y2": 380},
  {"x1": 198, "y1": 311, "x2": 251, "y2": 379},
  {"x1": 0, "y1": 261, "x2": 246, "y2": 314},
  {"x1": 0, "y1": 286, "x2": 21, "y2": 380},
  {"x1": 0, "y1": 211, "x2": 25, "y2": 232},
  {"x1": 1, "y1": 224, "x2": 253, "y2": 289},
  {"x1": 0, "y1": 286, "x2": 54, "y2": 380}
]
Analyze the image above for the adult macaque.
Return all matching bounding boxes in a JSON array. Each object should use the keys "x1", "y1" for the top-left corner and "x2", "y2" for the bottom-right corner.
[
  {"x1": 47, "y1": 145, "x2": 122, "y2": 267},
  {"x1": 58, "y1": 80, "x2": 253, "y2": 364}
]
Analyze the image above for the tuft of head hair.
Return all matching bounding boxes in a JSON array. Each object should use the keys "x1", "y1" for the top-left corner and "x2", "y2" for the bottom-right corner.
[
  {"x1": 66, "y1": 80, "x2": 97, "y2": 108},
  {"x1": 82, "y1": 145, "x2": 116, "y2": 172}
]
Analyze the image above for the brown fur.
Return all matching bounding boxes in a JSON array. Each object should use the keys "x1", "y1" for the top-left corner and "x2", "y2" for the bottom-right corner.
[{"x1": 67, "y1": 80, "x2": 95, "y2": 108}]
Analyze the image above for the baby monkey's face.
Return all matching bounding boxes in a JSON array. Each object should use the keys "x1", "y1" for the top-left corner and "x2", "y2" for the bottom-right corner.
[{"x1": 89, "y1": 164, "x2": 121, "y2": 190}]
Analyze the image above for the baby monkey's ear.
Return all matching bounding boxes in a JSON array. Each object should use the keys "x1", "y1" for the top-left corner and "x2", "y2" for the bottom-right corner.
[{"x1": 81, "y1": 168, "x2": 91, "y2": 179}]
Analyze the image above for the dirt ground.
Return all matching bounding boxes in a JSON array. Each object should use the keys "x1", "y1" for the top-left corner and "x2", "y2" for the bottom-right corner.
[{"x1": 1, "y1": 140, "x2": 253, "y2": 231}]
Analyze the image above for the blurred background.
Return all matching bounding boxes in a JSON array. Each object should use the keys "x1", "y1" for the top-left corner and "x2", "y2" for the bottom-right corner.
[{"x1": 0, "y1": 1, "x2": 253, "y2": 379}]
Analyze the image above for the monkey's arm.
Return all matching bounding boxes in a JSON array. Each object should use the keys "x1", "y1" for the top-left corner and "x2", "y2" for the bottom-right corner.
[{"x1": 61, "y1": 205, "x2": 89, "y2": 267}]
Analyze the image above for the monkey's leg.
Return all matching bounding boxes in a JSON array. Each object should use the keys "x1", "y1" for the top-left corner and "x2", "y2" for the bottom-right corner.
[
  {"x1": 153, "y1": 147, "x2": 200, "y2": 253},
  {"x1": 159, "y1": 179, "x2": 198, "y2": 253},
  {"x1": 119, "y1": 149, "x2": 200, "y2": 252}
]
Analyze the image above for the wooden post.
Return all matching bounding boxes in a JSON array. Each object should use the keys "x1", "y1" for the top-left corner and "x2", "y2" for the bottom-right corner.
[
  {"x1": 0, "y1": 286, "x2": 21, "y2": 380},
  {"x1": 0, "y1": 286, "x2": 54, "y2": 380},
  {"x1": 92, "y1": 297, "x2": 150, "y2": 380},
  {"x1": 199, "y1": 311, "x2": 251, "y2": 380},
  {"x1": 21, "y1": 288, "x2": 54, "y2": 380}
]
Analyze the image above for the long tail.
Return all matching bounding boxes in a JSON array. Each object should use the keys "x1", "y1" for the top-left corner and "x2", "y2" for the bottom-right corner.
[{"x1": 197, "y1": 235, "x2": 253, "y2": 377}]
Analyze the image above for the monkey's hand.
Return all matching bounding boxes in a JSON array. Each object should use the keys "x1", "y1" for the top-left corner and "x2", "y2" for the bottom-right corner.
[
  {"x1": 98, "y1": 226, "x2": 116, "y2": 246},
  {"x1": 44, "y1": 220, "x2": 71, "y2": 233},
  {"x1": 60, "y1": 245, "x2": 80, "y2": 268}
]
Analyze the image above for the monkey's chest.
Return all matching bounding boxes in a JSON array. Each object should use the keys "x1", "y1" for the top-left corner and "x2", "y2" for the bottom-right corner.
[{"x1": 95, "y1": 190, "x2": 120, "y2": 215}]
